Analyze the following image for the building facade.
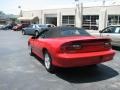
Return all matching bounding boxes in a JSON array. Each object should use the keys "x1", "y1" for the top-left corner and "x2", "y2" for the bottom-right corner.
[{"x1": 20, "y1": 5, "x2": 120, "y2": 30}]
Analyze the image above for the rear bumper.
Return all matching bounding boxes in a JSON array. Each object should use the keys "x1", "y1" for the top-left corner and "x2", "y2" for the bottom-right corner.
[{"x1": 52, "y1": 50, "x2": 115, "y2": 68}]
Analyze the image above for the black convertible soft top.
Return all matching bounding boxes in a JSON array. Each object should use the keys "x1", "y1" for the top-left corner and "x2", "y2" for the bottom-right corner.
[{"x1": 39, "y1": 26, "x2": 90, "y2": 38}]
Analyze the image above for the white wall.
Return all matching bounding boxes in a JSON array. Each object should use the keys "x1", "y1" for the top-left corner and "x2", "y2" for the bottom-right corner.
[
  {"x1": 83, "y1": 6, "x2": 101, "y2": 15},
  {"x1": 107, "y1": 5, "x2": 120, "y2": 15},
  {"x1": 22, "y1": 5, "x2": 120, "y2": 30}
]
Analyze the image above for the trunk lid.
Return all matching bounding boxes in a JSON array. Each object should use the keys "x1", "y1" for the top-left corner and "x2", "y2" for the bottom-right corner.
[{"x1": 56, "y1": 36, "x2": 111, "y2": 53}]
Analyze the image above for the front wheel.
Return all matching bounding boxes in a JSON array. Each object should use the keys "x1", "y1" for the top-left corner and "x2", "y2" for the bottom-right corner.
[
  {"x1": 22, "y1": 30, "x2": 25, "y2": 35},
  {"x1": 35, "y1": 31, "x2": 39, "y2": 37},
  {"x1": 44, "y1": 51, "x2": 55, "y2": 73}
]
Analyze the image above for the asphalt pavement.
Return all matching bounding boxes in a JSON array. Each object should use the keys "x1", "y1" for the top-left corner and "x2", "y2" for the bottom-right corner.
[{"x1": 0, "y1": 30, "x2": 120, "y2": 90}]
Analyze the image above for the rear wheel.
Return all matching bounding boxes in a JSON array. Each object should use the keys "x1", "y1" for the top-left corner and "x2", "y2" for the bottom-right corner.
[
  {"x1": 29, "y1": 45, "x2": 33, "y2": 56},
  {"x1": 44, "y1": 51, "x2": 55, "y2": 73},
  {"x1": 35, "y1": 31, "x2": 39, "y2": 37}
]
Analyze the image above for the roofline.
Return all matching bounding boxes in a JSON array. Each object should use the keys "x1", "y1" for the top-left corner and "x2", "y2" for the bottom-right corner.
[
  {"x1": 22, "y1": 4, "x2": 120, "y2": 12},
  {"x1": 22, "y1": 7, "x2": 75, "y2": 12}
]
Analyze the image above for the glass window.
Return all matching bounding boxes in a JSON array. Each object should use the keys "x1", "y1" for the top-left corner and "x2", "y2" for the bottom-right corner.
[
  {"x1": 39, "y1": 30, "x2": 49, "y2": 38},
  {"x1": 82, "y1": 15, "x2": 99, "y2": 30},
  {"x1": 28, "y1": 25, "x2": 33, "y2": 28},
  {"x1": 35, "y1": 25, "x2": 39, "y2": 28},
  {"x1": 102, "y1": 26, "x2": 116, "y2": 33},
  {"x1": 33, "y1": 25, "x2": 36, "y2": 28},
  {"x1": 62, "y1": 16, "x2": 75, "y2": 26},
  {"x1": 115, "y1": 27, "x2": 120, "y2": 33},
  {"x1": 108, "y1": 15, "x2": 120, "y2": 26},
  {"x1": 60, "y1": 29, "x2": 90, "y2": 36},
  {"x1": 62, "y1": 16, "x2": 68, "y2": 24}
]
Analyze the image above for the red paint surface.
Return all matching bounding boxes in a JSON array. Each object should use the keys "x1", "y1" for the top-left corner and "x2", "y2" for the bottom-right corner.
[{"x1": 28, "y1": 36, "x2": 115, "y2": 68}]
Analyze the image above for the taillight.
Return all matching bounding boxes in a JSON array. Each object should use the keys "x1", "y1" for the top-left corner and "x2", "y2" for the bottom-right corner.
[
  {"x1": 70, "y1": 44, "x2": 82, "y2": 50},
  {"x1": 61, "y1": 43, "x2": 82, "y2": 53}
]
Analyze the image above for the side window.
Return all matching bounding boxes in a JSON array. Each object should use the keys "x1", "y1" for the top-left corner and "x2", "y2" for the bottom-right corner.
[
  {"x1": 102, "y1": 27, "x2": 115, "y2": 33},
  {"x1": 39, "y1": 30, "x2": 50, "y2": 38},
  {"x1": 33, "y1": 25, "x2": 36, "y2": 29},
  {"x1": 36, "y1": 25, "x2": 40, "y2": 29},
  {"x1": 28, "y1": 25, "x2": 33, "y2": 28},
  {"x1": 114, "y1": 27, "x2": 120, "y2": 33},
  {"x1": 47, "y1": 25, "x2": 51, "y2": 27}
]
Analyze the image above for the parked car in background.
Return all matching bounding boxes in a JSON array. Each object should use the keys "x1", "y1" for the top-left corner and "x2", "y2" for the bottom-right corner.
[
  {"x1": 27, "y1": 26, "x2": 115, "y2": 73},
  {"x1": 0, "y1": 25, "x2": 4, "y2": 30},
  {"x1": 13, "y1": 23, "x2": 29, "y2": 31},
  {"x1": 22, "y1": 24, "x2": 51, "y2": 36},
  {"x1": 12, "y1": 24, "x2": 22, "y2": 31},
  {"x1": 45, "y1": 24, "x2": 56, "y2": 27},
  {"x1": 0, "y1": 24, "x2": 13, "y2": 30},
  {"x1": 91, "y1": 25, "x2": 120, "y2": 47},
  {"x1": 38, "y1": 24, "x2": 55, "y2": 28},
  {"x1": 0, "y1": 23, "x2": 17, "y2": 30}
]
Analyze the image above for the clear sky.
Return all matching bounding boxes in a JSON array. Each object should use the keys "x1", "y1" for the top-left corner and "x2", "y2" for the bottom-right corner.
[{"x1": 0, "y1": 0, "x2": 119, "y2": 15}]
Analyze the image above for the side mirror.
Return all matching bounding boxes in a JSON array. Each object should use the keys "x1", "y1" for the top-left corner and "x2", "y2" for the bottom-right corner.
[{"x1": 31, "y1": 36, "x2": 37, "y2": 39}]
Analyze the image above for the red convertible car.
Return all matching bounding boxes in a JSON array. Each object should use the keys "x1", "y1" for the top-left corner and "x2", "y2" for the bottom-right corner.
[{"x1": 28, "y1": 26, "x2": 115, "y2": 72}]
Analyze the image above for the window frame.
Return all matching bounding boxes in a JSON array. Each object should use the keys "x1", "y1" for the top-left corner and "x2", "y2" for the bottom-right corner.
[
  {"x1": 108, "y1": 15, "x2": 120, "y2": 26},
  {"x1": 82, "y1": 15, "x2": 99, "y2": 30},
  {"x1": 62, "y1": 15, "x2": 75, "y2": 26}
]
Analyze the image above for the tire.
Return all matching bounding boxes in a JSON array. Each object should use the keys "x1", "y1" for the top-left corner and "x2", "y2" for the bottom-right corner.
[
  {"x1": 44, "y1": 51, "x2": 55, "y2": 73},
  {"x1": 35, "y1": 31, "x2": 39, "y2": 37},
  {"x1": 29, "y1": 45, "x2": 34, "y2": 56},
  {"x1": 22, "y1": 30, "x2": 25, "y2": 35}
]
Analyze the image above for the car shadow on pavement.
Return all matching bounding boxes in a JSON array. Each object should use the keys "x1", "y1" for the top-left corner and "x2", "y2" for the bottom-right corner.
[
  {"x1": 33, "y1": 55, "x2": 119, "y2": 83},
  {"x1": 54, "y1": 64, "x2": 119, "y2": 83},
  {"x1": 112, "y1": 46, "x2": 120, "y2": 51},
  {"x1": 31, "y1": 54, "x2": 44, "y2": 65}
]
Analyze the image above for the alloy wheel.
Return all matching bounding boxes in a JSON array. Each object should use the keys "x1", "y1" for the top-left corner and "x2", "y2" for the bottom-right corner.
[
  {"x1": 35, "y1": 31, "x2": 39, "y2": 37},
  {"x1": 44, "y1": 52, "x2": 51, "y2": 69}
]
